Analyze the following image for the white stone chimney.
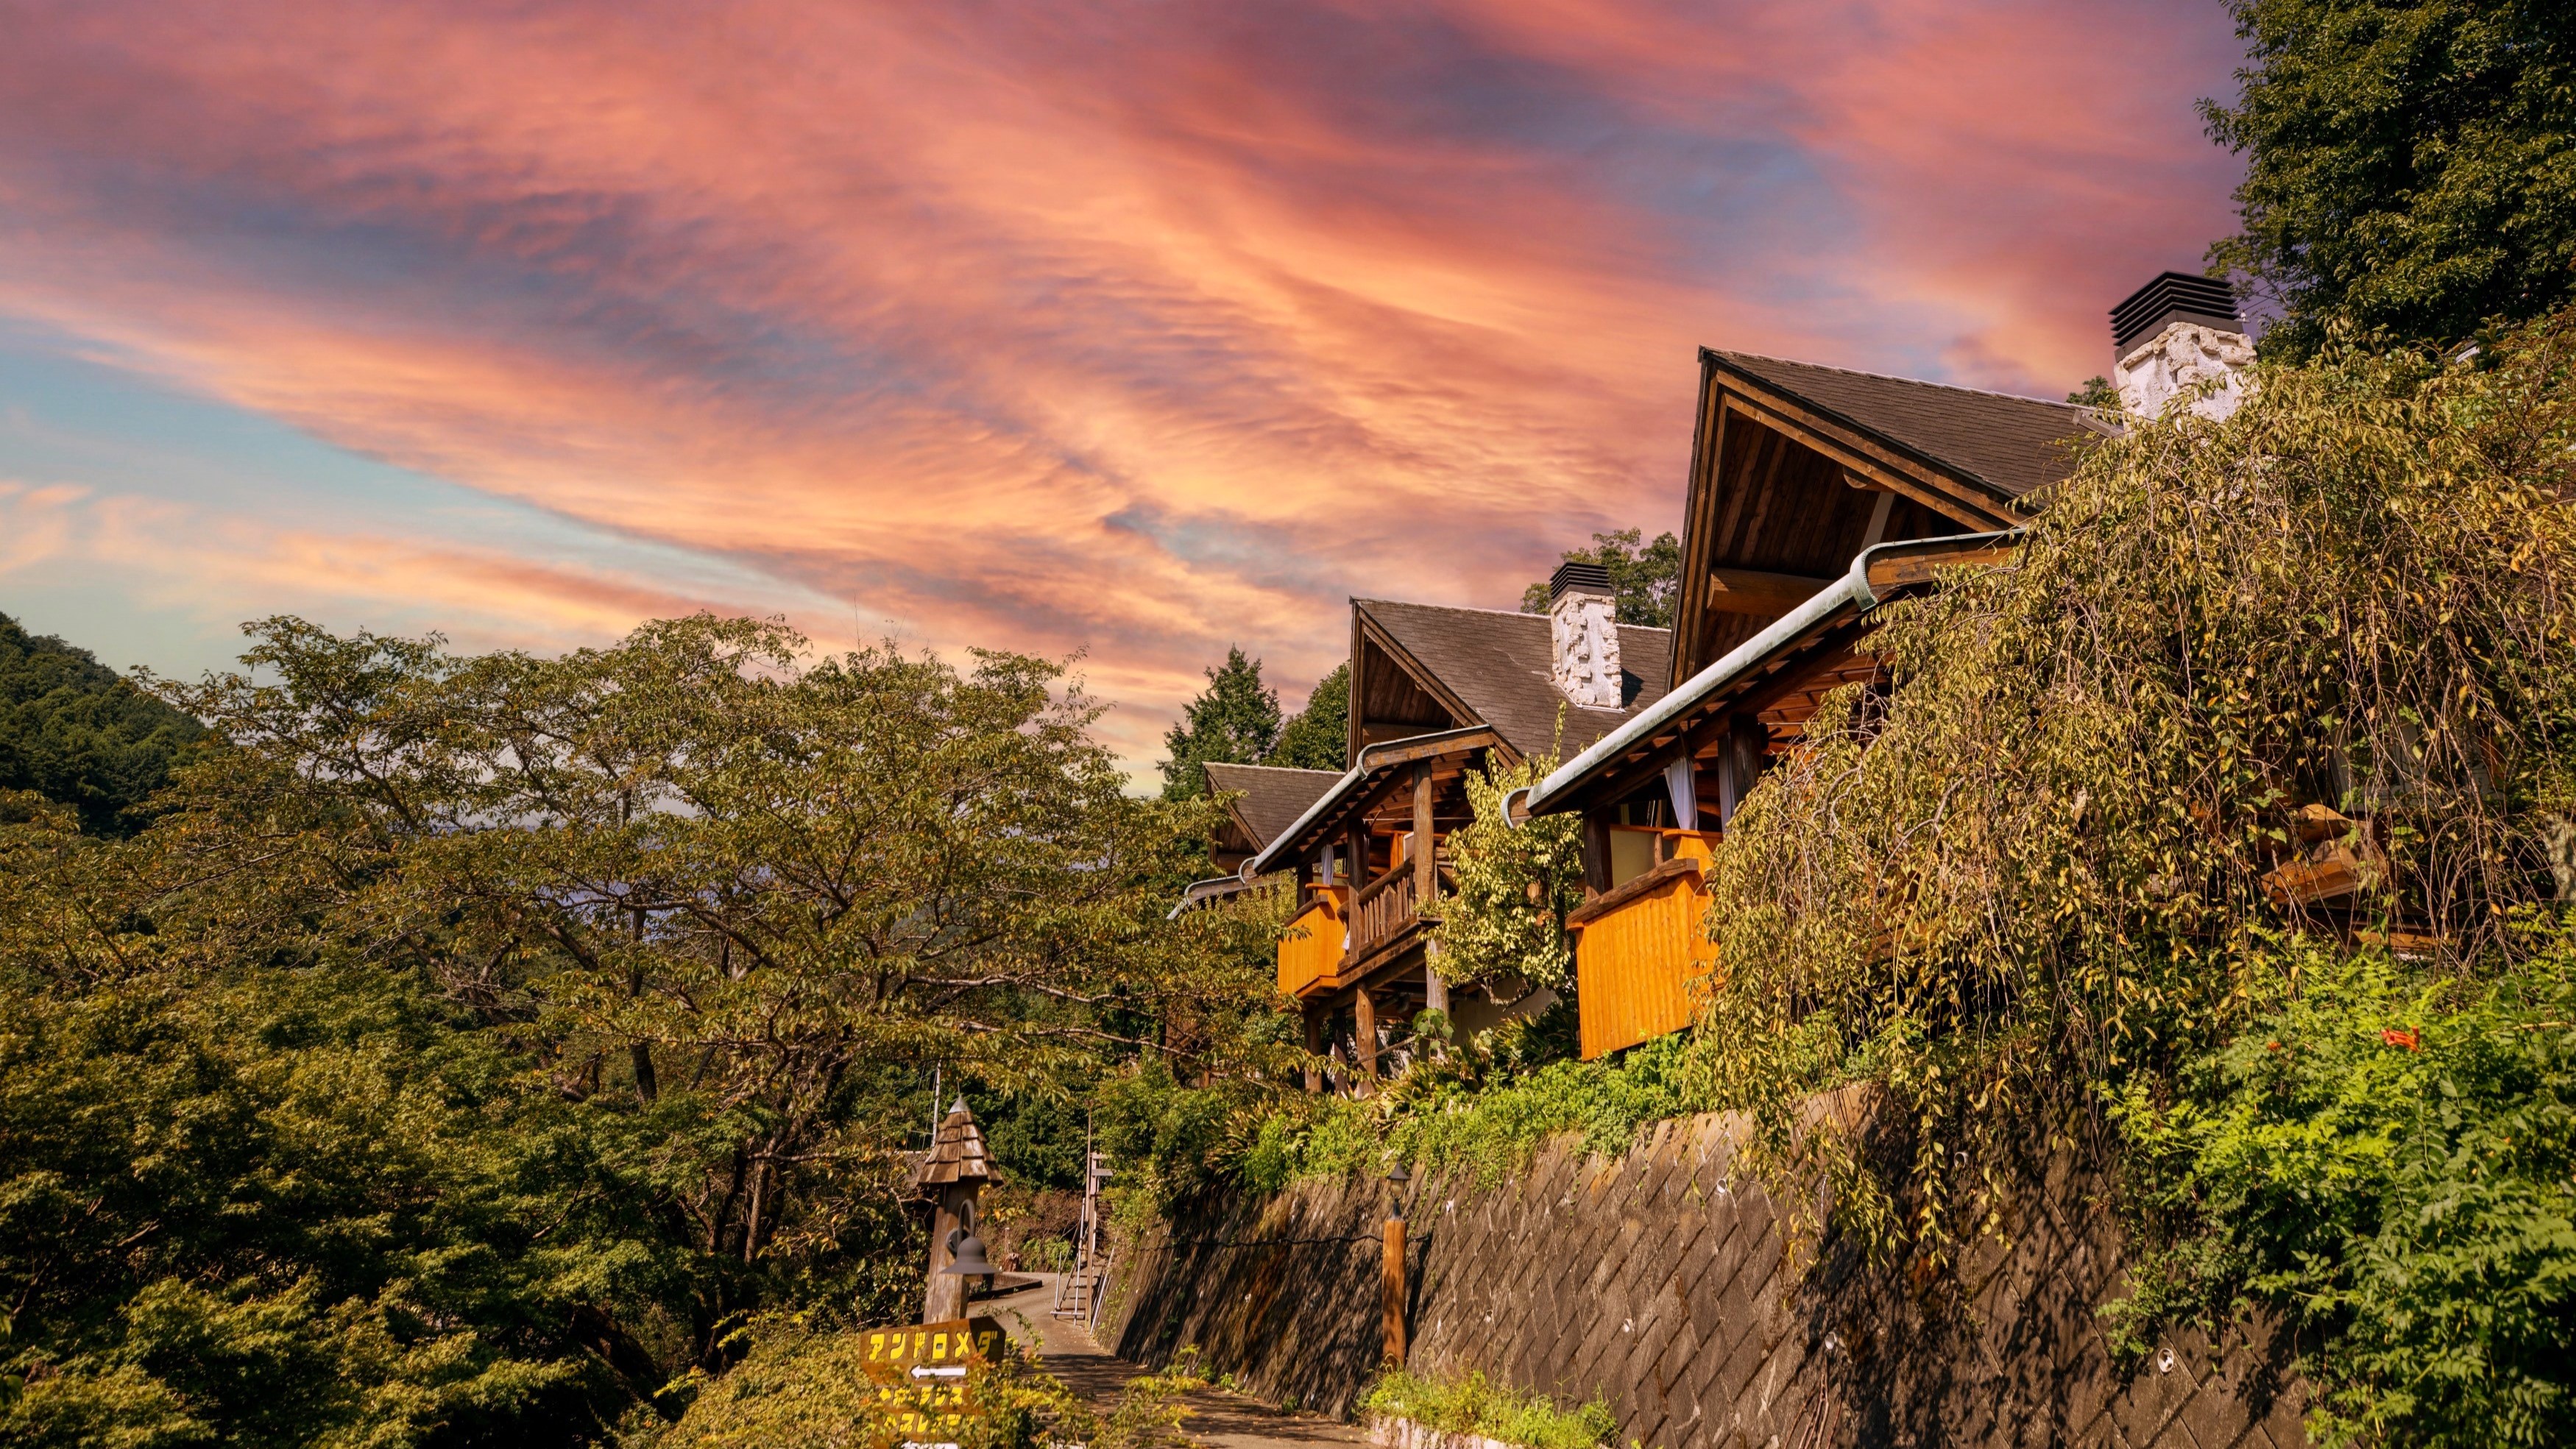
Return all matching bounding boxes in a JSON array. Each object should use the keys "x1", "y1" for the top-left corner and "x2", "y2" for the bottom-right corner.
[
  {"x1": 1548, "y1": 561, "x2": 1623, "y2": 709},
  {"x1": 2109, "y1": 272, "x2": 2254, "y2": 421}
]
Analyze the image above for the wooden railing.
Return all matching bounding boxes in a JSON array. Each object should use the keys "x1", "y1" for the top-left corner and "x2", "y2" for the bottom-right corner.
[
  {"x1": 1346, "y1": 866, "x2": 1417, "y2": 963},
  {"x1": 1277, "y1": 887, "x2": 1348, "y2": 1000},
  {"x1": 1568, "y1": 831, "x2": 1721, "y2": 1060},
  {"x1": 1344, "y1": 860, "x2": 1451, "y2": 967}
]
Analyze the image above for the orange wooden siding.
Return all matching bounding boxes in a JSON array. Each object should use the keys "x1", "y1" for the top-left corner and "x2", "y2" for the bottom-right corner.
[
  {"x1": 1573, "y1": 833, "x2": 1719, "y2": 1060},
  {"x1": 1277, "y1": 887, "x2": 1348, "y2": 1000}
]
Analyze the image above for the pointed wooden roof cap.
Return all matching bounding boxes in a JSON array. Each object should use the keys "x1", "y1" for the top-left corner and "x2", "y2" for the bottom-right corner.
[{"x1": 913, "y1": 1097, "x2": 992, "y2": 1192}]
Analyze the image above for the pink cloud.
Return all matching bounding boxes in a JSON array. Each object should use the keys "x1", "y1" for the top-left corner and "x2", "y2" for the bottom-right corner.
[{"x1": 0, "y1": 0, "x2": 2243, "y2": 768}]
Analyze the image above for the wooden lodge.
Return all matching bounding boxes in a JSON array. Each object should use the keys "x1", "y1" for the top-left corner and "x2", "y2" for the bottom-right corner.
[
  {"x1": 1239, "y1": 596, "x2": 1674, "y2": 1092},
  {"x1": 1520, "y1": 349, "x2": 2109, "y2": 1056},
  {"x1": 1198, "y1": 277, "x2": 2266, "y2": 1070}
]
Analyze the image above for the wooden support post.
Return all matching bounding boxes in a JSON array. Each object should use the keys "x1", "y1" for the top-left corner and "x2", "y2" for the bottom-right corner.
[
  {"x1": 1715, "y1": 714, "x2": 1768, "y2": 829},
  {"x1": 1581, "y1": 815, "x2": 1614, "y2": 896},
  {"x1": 1412, "y1": 762, "x2": 1436, "y2": 901},
  {"x1": 1381, "y1": 1216, "x2": 1406, "y2": 1366},
  {"x1": 1302, "y1": 1005, "x2": 1325, "y2": 1094},
  {"x1": 1414, "y1": 762, "x2": 1448, "y2": 1018},
  {"x1": 922, "y1": 1180, "x2": 978, "y2": 1325},
  {"x1": 1353, "y1": 988, "x2": 1379, "y2": 1085}
]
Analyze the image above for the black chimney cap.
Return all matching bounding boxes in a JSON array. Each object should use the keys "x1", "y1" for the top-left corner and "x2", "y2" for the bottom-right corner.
[
  {"x1": 1549, "y1": 559, "x2": 1613, "y2": 603},
  {"x1": 2110, "y1": 272, "x2": 2241, "y2": 354}
]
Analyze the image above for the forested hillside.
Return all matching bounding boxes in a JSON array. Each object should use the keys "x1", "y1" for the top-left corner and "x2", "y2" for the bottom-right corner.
[{"x1": 0, "y1": 613, "x2": 201, "y2": 837}]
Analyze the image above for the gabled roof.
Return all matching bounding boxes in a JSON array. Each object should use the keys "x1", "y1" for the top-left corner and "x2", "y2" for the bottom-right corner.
[
  {"x1": 1708, "y1": 350, "x2": 2105, "y2": 503},
  {"x1": 1356, "y1": 599, "x2": 1671, "y2": 760},
  {"x1": 1203, "y1": 762, "x2": 1340, "y2": 850}
]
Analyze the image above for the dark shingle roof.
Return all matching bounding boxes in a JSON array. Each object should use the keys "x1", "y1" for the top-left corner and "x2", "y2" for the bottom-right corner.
[
  {"x1": 1203, "y1": 762, "x2": 1340, "y2": 849},
  {"x1": 1357, "y1": 600, "x2": 1671, "y2": 759},
  {"x1": 911, "y1": 1098, "x2": 991, "y2": 1194},
  {"x1": 1710, "y1": 350, "x2": 2103, "y2": 500}
]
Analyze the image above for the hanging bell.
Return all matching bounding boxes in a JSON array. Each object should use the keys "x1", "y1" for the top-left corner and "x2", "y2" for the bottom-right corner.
[{"x1": 941, "y1": 1229, "x2": 996, "y2": 1276}]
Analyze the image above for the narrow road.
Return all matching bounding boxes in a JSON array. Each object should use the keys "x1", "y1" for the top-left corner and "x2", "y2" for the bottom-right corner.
[{"x1": 981, "y1": 1275, "x2": 1366, "y2": 1449}]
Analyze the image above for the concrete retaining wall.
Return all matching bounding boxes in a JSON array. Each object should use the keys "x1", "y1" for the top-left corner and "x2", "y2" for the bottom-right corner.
[{"x1": 1103, "y1": 1105, "x2": 2306, "y2": 1448}]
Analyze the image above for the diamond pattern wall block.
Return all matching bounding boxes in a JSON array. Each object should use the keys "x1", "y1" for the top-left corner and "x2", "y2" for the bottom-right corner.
[{"x1": 1103, "y1": 1095, "x2": 2304, "y2": 1447}]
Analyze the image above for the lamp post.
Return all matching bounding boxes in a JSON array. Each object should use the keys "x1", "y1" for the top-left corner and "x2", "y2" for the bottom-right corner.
[{"x1": 1382, "y1": 1161, "x2": 1411, "y2": 1367}]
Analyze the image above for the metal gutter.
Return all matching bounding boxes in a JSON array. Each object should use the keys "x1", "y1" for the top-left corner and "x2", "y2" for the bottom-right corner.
[
  {"x1": 1244, "y1": 722, "x2": 1498, "y2": 878},
  {"x1": 1166, "y1": 875, "x2": 1244, "y2": 920},
  {"x1": 1523, "y1": 531, "x2": 2017, "y2": 817}
]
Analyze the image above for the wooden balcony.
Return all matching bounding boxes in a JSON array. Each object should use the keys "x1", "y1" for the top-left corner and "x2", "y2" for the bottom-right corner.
[
  {"x1": 1568, "y1": 830, "x2": 1721, "y2": 1060},
  {"x1": 1277, "y1": 853, "x2": 1456, "y2": 1003},
  {"x1": 1278, "y1": 886, "x2": 1349, "y2": 1000}
]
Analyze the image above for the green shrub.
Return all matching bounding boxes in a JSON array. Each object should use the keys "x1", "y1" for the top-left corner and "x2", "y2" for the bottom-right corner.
[
  {"x1": 1361, "y1": 1367, "x2": 1615, "y2": 1449},
  {"x1": 2112, "y1": 919, "x2": 2576, "y2": 1447},
  {"x1": 1230, "y1": 1013, "x2": 1688, "y2": 1194}
]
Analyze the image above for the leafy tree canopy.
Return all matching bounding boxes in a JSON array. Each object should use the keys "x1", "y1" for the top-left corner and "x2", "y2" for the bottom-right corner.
[
  {"x1": 1156, "y1": 647, "x2": 1281, "y2": 801},
  {"x1": 2207, "y1": 0, "x2": 2576, "y2": 355},
  {"x1": 1266, "y1": 664, "x2": 1348, "y2": 773},
  {"x1": 1, "y1": 615, "x2": 1287, "y2": 1446},
  {"x1": 0, "y1": 610, "x2": 202, "y2": 836},
  {"x1": 1519, "y1": 529, "x2": 1681, "y2": 628},
  {"x1": 2067, "y1": 375, "x2": 2120, "y2": 408}
]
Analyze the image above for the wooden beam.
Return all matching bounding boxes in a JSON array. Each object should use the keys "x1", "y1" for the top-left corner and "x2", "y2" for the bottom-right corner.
[
  {"x1": 1706, "y1": 375, "x2": 2021, "y2": 531},
  {"x1": 1707, "y1": 567, "x2": 1835, "y2": 615},
  {"x1": 1412, "y1": 762, "x2": 1436, "y2": 906},
  {"x1": 1863, "y1": 541, "x2": 2017, "y2": 591}
]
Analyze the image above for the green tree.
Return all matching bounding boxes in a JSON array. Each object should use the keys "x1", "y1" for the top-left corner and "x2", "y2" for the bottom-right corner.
[
  {"x1": 1266, "y1": 664, "x2": 1348, "y2": 772},
  {"x1": 2067, "y1": 375, "x2": 2120, "y2": 408},
  {"x1": 0, "y1": 611, "x2": 202, "y2": 836},
  {"x1": 1, "y1": 615, "x2": 1281, "y2": 1445},
  {"x1": 2206, "y1": 0, "x2": 2576, "y2": 356},
  {"x1": 1157, "y1": 647, "x2": 1281, "y2": 801},
  {"x1": 2112, "y1": 932, "x2": 2576, "y2": 1447},
  {"x1": 1429, "y1": 748, "x2": 1585, "y2": 993},
  {"x1": 1519, "y1": 529, "x2": 1682, "y2": 628}
]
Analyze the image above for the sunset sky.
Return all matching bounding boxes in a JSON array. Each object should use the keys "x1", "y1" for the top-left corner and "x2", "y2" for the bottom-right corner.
[{"x1": 0, "y1": 0, "x2": 2248, "y2": 772}]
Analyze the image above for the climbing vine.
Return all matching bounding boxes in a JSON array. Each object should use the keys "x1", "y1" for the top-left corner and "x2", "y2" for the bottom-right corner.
[
  {"x1": 1685, "y1": 311, "x2": 2576, "y2": 1434},
  {"x1": 1429, "y1": 738, "x2": 1585, "y2": 993}
]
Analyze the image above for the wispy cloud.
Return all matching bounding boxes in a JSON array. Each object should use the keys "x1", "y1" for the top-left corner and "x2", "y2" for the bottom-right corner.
[{"x1": 0, "y1": 0, "x2": 2243, "y2": 766}]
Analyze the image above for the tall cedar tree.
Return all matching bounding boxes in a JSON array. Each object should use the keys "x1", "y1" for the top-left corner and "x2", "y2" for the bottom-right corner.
[
  {"x1": 1156, "y1": 647, "x2": 1281, "y2": 801},
  {"x1": 1267, "y1": 664, "x2": 1348, "y2": 772},
  {"x1": 2207, "y1": 0, "x2": 2576, "y2": 356},
  {"x1": 1519, "y1": 528, "x2": 1682, "y2": 627},
  {"x1": 0, "y1": 611, "x2": 202, "y2": 836}
]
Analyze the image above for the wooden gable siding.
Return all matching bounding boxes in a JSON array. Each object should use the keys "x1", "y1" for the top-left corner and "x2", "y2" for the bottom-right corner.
[
  {"x1": 1680, "y1": 418, "x2": 1961, "y2": 674},
  {"x1": 1672, "y1": 386, "x2": 2011, "y2": 682},
  {"x1": 1349, "y1": 614, "x2": 1472, "y2": 757}
]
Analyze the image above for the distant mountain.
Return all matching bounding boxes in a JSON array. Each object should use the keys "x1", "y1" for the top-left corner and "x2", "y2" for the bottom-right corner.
[{"x1": 0, "y1": 612, "x2": 204, "y2": 835}]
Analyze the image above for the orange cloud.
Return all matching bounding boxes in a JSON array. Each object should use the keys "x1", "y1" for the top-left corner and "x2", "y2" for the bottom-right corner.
[{"x1": 0, "y1": 0, "x2": 2243, "y2": 768}]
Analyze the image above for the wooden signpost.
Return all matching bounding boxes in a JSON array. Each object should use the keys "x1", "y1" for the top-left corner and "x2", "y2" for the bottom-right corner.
[{"x1": 860, "y1": 1316, "x2": 1005, "y2": 1449}]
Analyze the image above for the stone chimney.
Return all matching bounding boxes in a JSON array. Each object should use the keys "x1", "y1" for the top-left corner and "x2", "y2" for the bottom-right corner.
[
  {"x1": 1548, "y1": 560, "x2": 1622, "y2": 709},
  {"x1": 2109, "y1": 271, "x2": 2254, "y2": 421}
]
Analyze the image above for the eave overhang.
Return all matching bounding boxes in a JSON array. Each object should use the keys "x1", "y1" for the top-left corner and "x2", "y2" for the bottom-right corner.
[
  {"x1": 1247, "y1": 723, "x2": 1503, "y2": 877},
  {"x1": 1525, "y1": 531, "x2": 2020, "y2": 818}
]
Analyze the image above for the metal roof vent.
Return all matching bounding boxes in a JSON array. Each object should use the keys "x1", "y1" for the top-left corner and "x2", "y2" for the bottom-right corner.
[
  {"x1": 1548, "y1": 559, "x2": 1613, "y2": 605},
  {"x1": 2109, "y1": 272, "x2": 2253, "y2": 421},
  {"x1": 2109, "y1": 272, "x2": 2240, "y2": 355}
]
